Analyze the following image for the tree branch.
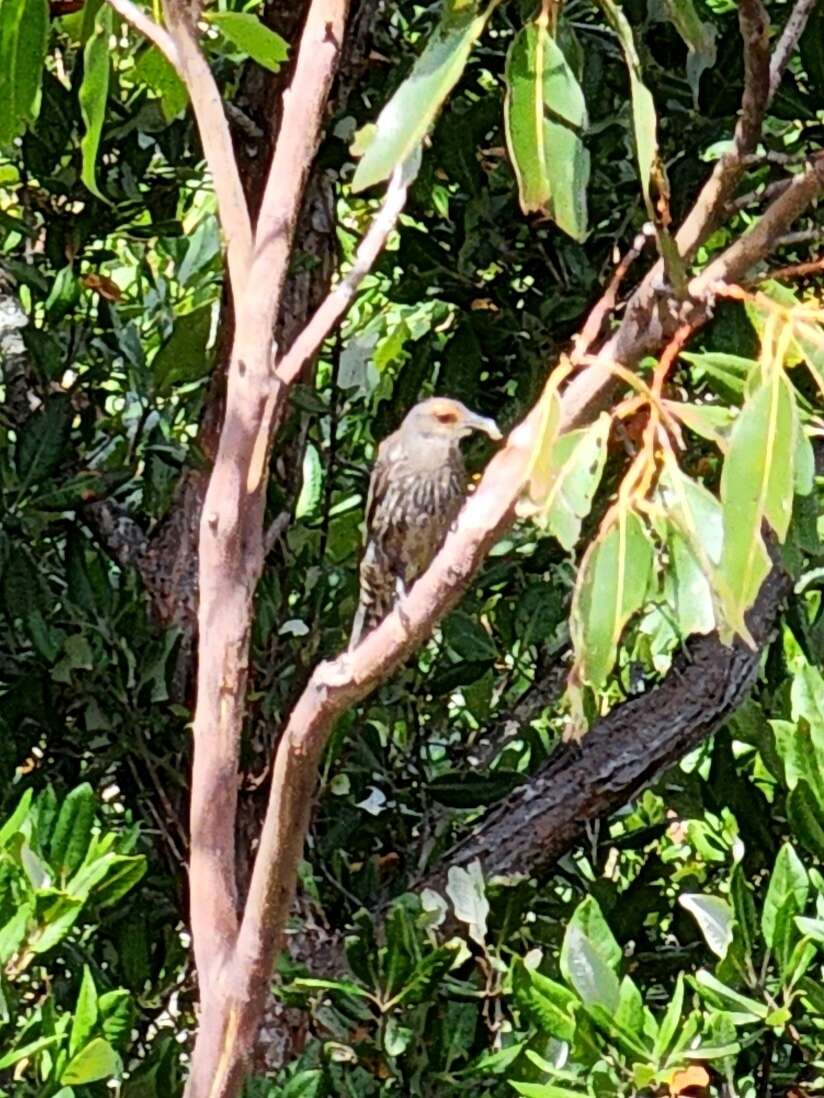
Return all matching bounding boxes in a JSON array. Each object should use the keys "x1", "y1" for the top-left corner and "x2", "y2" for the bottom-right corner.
[
  {"x1": 162, "y1": 0, "x2": 254, "y2": 297},
  {"x1": 769, "y1": 0, "x2": 819, "y2": 99},
  {"x1": 236, "y1": 146, "x2": 824, "y2": 1008},
  {"x1": 276, "y1": 157, "x2": 416, "y2": 385},
  {"x1": 106, "y1": 0, "x2": 181, "y2": 70}
]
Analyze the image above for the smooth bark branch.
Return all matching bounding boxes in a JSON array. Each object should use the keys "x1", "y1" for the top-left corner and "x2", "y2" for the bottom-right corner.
[
  {"x1": 162, "y1": 0, "x2": 254, "y2": 295},
  {"x1": 276, "y1": 160, "x2": 415, "y2": 385},
  {"x1": 106, "y1": 0, "x2": 181, "y2": 69}
]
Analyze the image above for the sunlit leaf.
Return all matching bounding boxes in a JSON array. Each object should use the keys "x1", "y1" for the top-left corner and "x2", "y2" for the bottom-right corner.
[
  {"x1": 571, "y1": 506, "x2": 654, "y2": 689},
  {"x1": 0, "y1": 0, "x2": 49, "y2": 145},
  {"x1": 679, "y1": 894, "x2": 734, "y2": 960},
  {"x1": 60, "y1": 1037, "x2": 120, "y2": 1085},
  {"x1": 718, "y1": 371, "x2": 797, "y2": 637},
  {"x1": 79, "y1": 5, "x2": 112, "y2": 200},
  {"x1": 204, "y1": 11, "x2": 289, "y2": 73},
  {"x1": 504, "y1": 21, "x2": 589, "y2": 239},
  {"x1": 134, "y1": 46, "x2": 187, "y2": 120},
  {"x1": 351, "y1": 4, "x2": 489, "y2": 193}
]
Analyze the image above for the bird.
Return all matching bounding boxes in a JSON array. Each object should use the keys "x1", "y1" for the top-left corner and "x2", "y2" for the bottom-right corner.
[{"x1": 349, "y1": 397, "x2": 501, "y2": 648}]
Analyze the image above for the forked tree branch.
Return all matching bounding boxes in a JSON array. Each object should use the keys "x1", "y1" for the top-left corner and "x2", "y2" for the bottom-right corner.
[{"x1": 238, "y1": 150, "x2": 824, "y2": 999}]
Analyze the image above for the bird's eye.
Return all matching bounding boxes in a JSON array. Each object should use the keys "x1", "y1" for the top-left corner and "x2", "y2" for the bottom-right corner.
[{"x1": 434, "y1": 410, "x2": 458, "y2": 424}]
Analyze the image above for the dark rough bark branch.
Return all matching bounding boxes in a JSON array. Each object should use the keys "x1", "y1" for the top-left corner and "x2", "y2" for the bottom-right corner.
[{"x1": 423, "y1": 565, "x2": 792, "y2": 889}]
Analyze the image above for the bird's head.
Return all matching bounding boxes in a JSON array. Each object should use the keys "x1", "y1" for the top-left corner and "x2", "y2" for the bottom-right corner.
[{"x1": 403, "y1": 398, "x2": 502, "y2": 443}]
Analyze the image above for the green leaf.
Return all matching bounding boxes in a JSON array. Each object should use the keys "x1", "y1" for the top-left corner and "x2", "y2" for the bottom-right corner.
[
  {"x1": 596, "y1": 0, "x2": 658, "y2": 201},
  {"x1": 718, "y1": 371, "x2": 797, "y2": 638},
  {"x1": 679, "y1": 894, "x2": 734, "y2": 960},
  {"x1": 49, "y1": 783, "x2": 96, "y2": 879},
  {"x1": 295, "y1": 443, "x2": 323, "y2": 520},
  {"x1": 658, "y1": 0, "x2": 716, "y2": 103},
  {"x1": 0, "y1": 1033, "x2": 60, "y2": 1071},
  {"x1": 351, "y1": 5, "x2": 489, "y2": 193},
  {"x1": 511, "y1": 1084, "x2": 587, "y2": 1097},
  {"x1": 27, "y1": 900, "x2": 84, "y2": 955},
  {"x1": 134, "y1": 46, "x2": 187, "y2": 120},
  {"x1": 60, "y1": 1037, "x2": 120, "y2": 1085},
  {"x1": 654, "y1": 972, "x2": 685, "y2": 1060},
  {"x1": 16, "y1": 396, "x2": 72, "y2": 488},
  {"x1": 152, "y1": 305, "x2": 214, "y2": 394},
  {"x1": 503, "y1": 22, "x2": 589, "y2": 239},
  {"x1": 560, "y1": 899, "x2": 622, "y2": 1014},
  {"x1": 512, "y1": 962, "x2": 577, "y2": 1042},
  {"x1": 693, "y1": 969, "x2": 768, "y2": 1019},
  {"x1": 443, "y1": 611, "x2": 497, "y2": 660},
  {"x1": 0, "y1": 0, "x2": 49, "y2": 145},
  {"x1": 680, "y1": 351, "x2": 756, "y2": 397},
  {"x1": 762, "y1": 843, "x2": 808, "y2": 950},
  {"x1": 536, "y1": 415, "x2": 610, "y2": 549},
  {"x1": 788, "y1": 781, "x2": 824, "y2": 861},
  {"x1": 0, "y1": 788, "x2": 34, "y2": 847},
  {"x1": 99, "y1": 989, "x2": 135, "y2": 1046},
  {"x1": 79, "y1": 6, "x2": 112, "y2": 200},
  {"x1": 69, "y1": 966, "x2": 98, "y2": 1057},
  {"x1": 280, "y1": 1069, "x2": 324, "y2": 1098},
  {"x1": 571, "y1": 507, "x2": 654, "y2": 688},
  {"x1": 204, "y1": 11, "x2": 288, "y2": 72},
  {"x1": 446, "y1": 861, "x2": 489, "y2": 948},
  {"x1": 0, "y1": 902, "x2": 33, "y2": 967}
]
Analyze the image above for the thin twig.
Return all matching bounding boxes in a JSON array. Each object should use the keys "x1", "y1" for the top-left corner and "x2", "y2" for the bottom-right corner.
[
  {"x1": 769, "y1": 0, "x2": 819, "y2": 99},
  {"x1": 725, "y1": 176, "x2": 792, "y2": 215},
  {"x1": 754, "y1": 253, "x2": 824, "y2": 283},
  {"x1": 276, "y1": 158, "x2": 416, "y2": 385},
  {"x1": 106, "y1": 0, "x2": 181, "y2": 70},
  {"x1": 162, "y1": 0, "x2": 254, "y2": 297},
  {"x1": 571, "y1": 224, "x2": 655, "y2": 366},
  {"x1": 772, "y1": 227, "x2": 824, "y2": 248}
]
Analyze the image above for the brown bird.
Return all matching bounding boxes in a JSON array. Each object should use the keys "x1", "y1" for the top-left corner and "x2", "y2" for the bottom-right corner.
[{"x1": 350, "y1": 397, "x2": 501, "y2": 647}]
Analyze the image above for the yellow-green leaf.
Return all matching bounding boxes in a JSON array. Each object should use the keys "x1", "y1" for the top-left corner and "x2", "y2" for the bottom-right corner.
[
  {"x1": 134, "y1": 46, "x2": 188, "y2": 121},
  {"x1": 571, "y1": 507, "x2": 654, "y2": 689},
  {"x1": 539, "y1": 414, "x2": 610, "y2": 549},
  {"x1": 718, "y1": 371, "x2": 797, "y2": 635},
  {"x1": 504, "y1": 22, "x2": 589, "y2": 239},
  {"x1": 351, "y1": 4, "x2": 489, "y2": 193}
]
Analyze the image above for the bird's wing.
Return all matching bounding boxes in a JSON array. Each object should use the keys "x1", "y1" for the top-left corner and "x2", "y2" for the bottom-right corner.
[{"x1": 363, "y1": 434, "x2": 398, "y2": 537}]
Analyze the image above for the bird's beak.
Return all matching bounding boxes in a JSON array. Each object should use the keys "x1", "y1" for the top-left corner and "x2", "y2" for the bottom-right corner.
[{"x1": 464, "y1": 412, "x2": 502, "y2": 441}]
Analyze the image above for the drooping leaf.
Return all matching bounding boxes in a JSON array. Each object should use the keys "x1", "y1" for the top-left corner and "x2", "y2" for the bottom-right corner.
[
  {"x1": 718, "y1": 371, "x2": 797, "y2": 637},
  {"x1": 596, "y1": 0, "x2": 658, "y2": 200},
  {"x1": 204, "y1": 11, "x2": 289, "y2": 72},
  {"x1": 571, "y1": 506, "x2": 654, "y2": 688},
  {"x1": 446, "y1": 860, "x2": 489, "y2": 947},
  {"x1": 658, "y1": 0, "x2": 717, "y2": 103},
  {"x1": 504, "y1": 21, "x2": 589, "y2": 238},
  {"x1": 49, "y1": 783, "x2": 96, "y2": 880},
  {"x1": 351, "y1": 4, "x2": 489, "y2": 193},
  {"x1": 0, "y1": 0, "x2": 49, "y2": 145},
  {"x1": 79, "y1": 5, "x2": 112, "y2": 200}
]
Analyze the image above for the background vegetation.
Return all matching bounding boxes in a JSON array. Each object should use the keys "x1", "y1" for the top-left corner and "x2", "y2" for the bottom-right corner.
[{"x1": 0, "y1": 0, "x2": 823, "y2": 1094}]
